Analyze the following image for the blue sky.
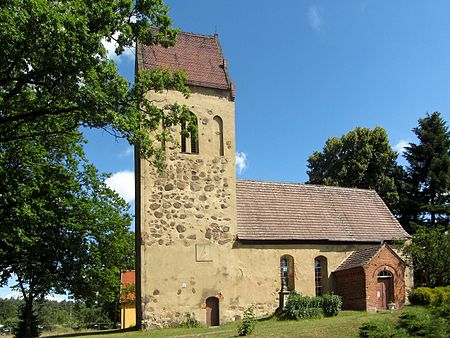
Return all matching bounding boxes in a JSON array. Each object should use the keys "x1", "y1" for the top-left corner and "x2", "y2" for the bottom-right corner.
[
  {"x1": 91, "y1": 0, "x2": 450, "y2": 184},
  {"x1": 89, "y1": 0, "x2": 449, "y2": 207},
  {"x1": 1, "y1": 0, "x2": 449, "y2": 299}
]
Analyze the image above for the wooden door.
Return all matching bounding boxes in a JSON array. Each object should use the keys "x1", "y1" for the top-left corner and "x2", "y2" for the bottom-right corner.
[
  {"x1": 377, "y1": 272, "x2": 393, "y2": 309},
  {"x1": 206, "y1": 297, "x2": 219, "y2": 326}
]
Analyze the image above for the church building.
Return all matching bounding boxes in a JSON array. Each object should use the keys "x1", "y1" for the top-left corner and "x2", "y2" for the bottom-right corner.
[{"x1": 134, "y1": 31, "x2": 412, "y2": 329}]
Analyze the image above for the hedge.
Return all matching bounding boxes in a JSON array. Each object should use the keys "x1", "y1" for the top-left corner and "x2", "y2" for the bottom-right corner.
[{"x1": 408, "y1": 286, "x2": 450, "y2": 306}]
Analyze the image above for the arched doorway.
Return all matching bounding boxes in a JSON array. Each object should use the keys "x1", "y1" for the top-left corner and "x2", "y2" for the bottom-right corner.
[
  {"x1": 205, "y1": 297, "x2": 219, "y2": 326},
  {"x1": 377, "y1": 270, "x2": 394, "y2": 309}
]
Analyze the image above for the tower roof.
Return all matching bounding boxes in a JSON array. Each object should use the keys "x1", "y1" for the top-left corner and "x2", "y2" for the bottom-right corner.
[
  {"x1": 137, "y1": 31, "x2": 233, "y2": 92},
  {"x1": 236, "y1": 180, "x2": 410, "y2": 242}
]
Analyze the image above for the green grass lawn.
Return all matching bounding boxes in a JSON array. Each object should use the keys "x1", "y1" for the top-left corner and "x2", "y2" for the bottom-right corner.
[{"x1": 42, "y1": 310, "x2": 402, "y2": 338}]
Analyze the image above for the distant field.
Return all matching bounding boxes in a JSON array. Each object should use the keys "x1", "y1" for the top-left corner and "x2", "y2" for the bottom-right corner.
[{"x1": 41, "y1": 310, "x2": 401, "y2": 338}]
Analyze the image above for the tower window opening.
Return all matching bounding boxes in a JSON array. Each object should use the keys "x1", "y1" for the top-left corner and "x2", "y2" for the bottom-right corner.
[
  {"x1": 181, "y1": 113, "x2": 199, "y2": 154},
  {"x1": 213, "y1": 116, "x2": 224, "y2": 156}
]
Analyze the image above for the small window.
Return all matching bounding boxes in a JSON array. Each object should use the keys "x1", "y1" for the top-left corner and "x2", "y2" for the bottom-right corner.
[
  {"x1": 181, "y1": 113, "x2": 199, "y2": 154},
  {"x1": 280, "y1": 255, "x2": 295, "y2": 291},
  {"x1": 378, "y1": 270, "x2": 393, "y2": 278},
  {"x1": 213, "y1": 116, "x2": 224, "y2": 156},
  {"x1": 315, "y1": 256, "x2": 328, "y2": 296}
]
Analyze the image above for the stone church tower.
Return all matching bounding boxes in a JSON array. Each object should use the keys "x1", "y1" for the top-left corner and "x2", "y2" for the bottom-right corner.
[{"x1": 135, "y1": 32, "x2": 238, "y2": 328}]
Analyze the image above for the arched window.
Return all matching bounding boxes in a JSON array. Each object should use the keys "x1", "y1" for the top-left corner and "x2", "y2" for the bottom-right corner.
[
  {"x1": 181, "y1": 113, "x2": 199, "y2": 154},
  {"x1": 280, "y1": 255, "x2": 295, "y2": 291},
  {"x1": 213, "y1": 116, "x2": 224, "y2": 156},
  {"x1": 314, "y1": 256, "x2": 328, "y2": 296},
  {"x1": 378, "y1": 270, "x2": 393, "y2": 278}
]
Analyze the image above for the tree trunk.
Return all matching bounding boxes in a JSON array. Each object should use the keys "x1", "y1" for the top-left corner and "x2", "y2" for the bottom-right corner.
[
  {"x1": 18, "y1": 298, "x2": 37, "y2": 338},
  {"x1": 24, "y1": 299, "x2": 34, "y2": 337},
  {"x1": 113, "y1": 300, "x2": 118, "y2": 329}
]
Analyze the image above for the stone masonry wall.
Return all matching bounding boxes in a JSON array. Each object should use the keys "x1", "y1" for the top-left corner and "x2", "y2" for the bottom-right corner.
[{"x1": 139, "y1": 86, "x2": 237, "y2": 328}]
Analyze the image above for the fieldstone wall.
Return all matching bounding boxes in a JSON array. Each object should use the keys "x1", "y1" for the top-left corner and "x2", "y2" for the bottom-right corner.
[{"x1": 141, "y1": 155, "x2": 235, "y2": 249}]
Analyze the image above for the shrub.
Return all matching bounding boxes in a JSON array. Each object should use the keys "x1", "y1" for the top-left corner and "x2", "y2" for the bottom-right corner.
[
  {"x1": 359, "y1": 320, "x2": 408, "y2": 338},
  {"x1": 408, "y1": 287, "x2": 434, "y2": 305},
  {"x1": 179, "y1": 312, "x2": 200, "y2": 328},
  {"x1": 321, "y1": 293, "x2": 342, "y2": 317},
  {"x1": 433, "y1": 303, "x2": 450, "y2": 320},
  {"x1": 398, "y1": 305, "x2": 450, "y2": 337},
  {"x1": 283, "y1": 292, "x2": 323, "y2": 320},
  {"x1": 408, "y1": 286, "x2": 450, "y2": 306},
  {"x1": 432, "y1": 286, "x2": 450, "y2": 306},
  {"x1": 237, "y1": 306, "x2": 256, "y2": 336},
  {"x1": 397, "y1": 309, "x2": 429, "y2": 336},
  {"x1": 361, "y1": 304, "x2": 450, "y2": 338},
  {"x1": 423, "y1": 317, "x2": 449, "y2": 338}
]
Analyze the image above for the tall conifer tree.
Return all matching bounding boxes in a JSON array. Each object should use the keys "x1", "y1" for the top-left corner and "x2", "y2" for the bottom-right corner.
[
  {"x1": 401, "y1": 112, "x2": 449, "y2": 286},
  {"x1": 401, "y1": 112, "x2": 449, "y2": 230}
]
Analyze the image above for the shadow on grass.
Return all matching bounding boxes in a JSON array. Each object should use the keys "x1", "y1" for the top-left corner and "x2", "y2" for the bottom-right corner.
[{"x1": 44, "y1": 327, "x2": 138, "y2": 338}]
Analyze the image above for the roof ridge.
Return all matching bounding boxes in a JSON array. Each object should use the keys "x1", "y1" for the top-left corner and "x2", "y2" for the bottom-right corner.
[
  {"x1": 237, "y1": 179, "x2": 376, "y2": 193},
  {"x1": 176, "y1": 30, "x2": 218, "y2": 39}
]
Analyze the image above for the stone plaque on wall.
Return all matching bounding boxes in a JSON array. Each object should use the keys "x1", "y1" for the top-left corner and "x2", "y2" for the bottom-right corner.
[{"x1": 195, "y1": 244, "x2": 213, "y2": 262}]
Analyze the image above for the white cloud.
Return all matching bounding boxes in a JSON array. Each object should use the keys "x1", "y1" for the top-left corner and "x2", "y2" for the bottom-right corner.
[
  {"x1": 394, "y1": 140, "x2": 410, "y2": 154},
  {"x1": 308, "y1": 5, "x2": 322, "y2": 32},
  {"x1": 45, "y1": 294, "x2": 69, "y2": 302},
  {"x1": 0, "y1": 291, "x2": 67, "y2": 302},
  {"x1": 1, "y1": 290, "x2": 21, "y2": 299},
  {"x1": 105, "y1": 170, "x2": 135, "y2": 203},
  {"x1": 102, "y1": 33, "x2": 135, "y2": 63},
  {"x1": 119, "y1": 146, "x2": 134, "y2": 158},
  {"x1": 236, "y1": 152, "x2": 248, "y2": 175}
]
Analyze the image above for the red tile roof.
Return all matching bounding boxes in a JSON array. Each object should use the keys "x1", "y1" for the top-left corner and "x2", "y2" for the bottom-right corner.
[
  {"x1": 236, "y1": 180, "x2": 410, "y2": 242},
  {"x1": 121, "y1": 270, "x2": 135, "y2": 302},
  {"x1": 334, "y1": 245, "x2": 383, "y2": 271},
  {"x1": 121, "y1": 270, "x2": 135, "y2": 284},
  {"x1": 137, "y1": 31, "x2": 232, "y2": 92},
  {"x1": 334, "y1": 244, "x2": 405, "y2": 271}
]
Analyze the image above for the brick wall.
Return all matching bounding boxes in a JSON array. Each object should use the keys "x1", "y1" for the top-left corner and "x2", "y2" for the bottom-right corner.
[
  {"x1": 364, "y1": 246, "x2": 406, "y2": 311},
  {"x1": 334, "y1": 245, "x2": 406, "y2": 312},
  {"x1": 334, "y1": 267, "x2": 366, "y2": 310}
]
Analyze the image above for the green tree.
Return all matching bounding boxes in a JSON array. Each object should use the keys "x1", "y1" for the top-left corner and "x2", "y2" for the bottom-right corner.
[
  {"x1": 400, "y1": 112, "x2": 449, "y2": 287},
  {"x1": 0, "y1": 0, "x2": 192, "y2": 166},
  {"x1": 0, "y1": 298, "x2": 20, "y2": 324},
  {"x1": 401, "y1": 112, "x2": 449, "y2": 230},
  {"x1": 403, "y1": 225, "x2": 450, "y2": 287},
  {"x1": 307, "y1": 126, "x2": 402, "y2": 209},
  {"x1": 0, "y1": 132, "x2": 133, "y2": 337},
  {"x1": 0, "y1": 1, "x2": 190, "y2": 336}
]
